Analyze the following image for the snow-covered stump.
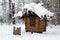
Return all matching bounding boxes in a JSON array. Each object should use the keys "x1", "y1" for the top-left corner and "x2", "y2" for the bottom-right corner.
[{"x1": 13, "y1": 26, "x2": 21, "y2": 35}]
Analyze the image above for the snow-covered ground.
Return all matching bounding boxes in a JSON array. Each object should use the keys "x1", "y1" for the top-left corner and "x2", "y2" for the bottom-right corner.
[{"x1": 0, "y1": 23, "x2": 60, "y2": 40}]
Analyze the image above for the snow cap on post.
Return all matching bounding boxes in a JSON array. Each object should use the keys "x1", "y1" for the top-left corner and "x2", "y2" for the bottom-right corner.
[{"x1": 13, "y1": 11, "x2": 23, "y2": 18}]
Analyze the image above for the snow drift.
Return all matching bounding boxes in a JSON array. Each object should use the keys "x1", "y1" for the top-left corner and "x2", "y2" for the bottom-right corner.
[{"x1": 14, "y1": 11, "x2": 23, "y2": 18}]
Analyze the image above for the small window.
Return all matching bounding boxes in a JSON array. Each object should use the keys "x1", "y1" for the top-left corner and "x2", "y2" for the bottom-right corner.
[{"x1": 30, "y1": 15, "x2": 36, "y2": 27}]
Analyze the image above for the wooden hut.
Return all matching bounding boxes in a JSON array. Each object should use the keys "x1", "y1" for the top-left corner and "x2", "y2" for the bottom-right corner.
[
  {"x1": 13, "y1": 3, "x2": 54, "y2": 34},
  {"x1": 21, "y1": 10, "x2": 47, "y2": 33}
]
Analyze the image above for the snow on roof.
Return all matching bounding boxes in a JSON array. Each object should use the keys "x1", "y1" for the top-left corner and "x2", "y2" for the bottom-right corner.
[
  {"x1": 14, "y1": 2, "x2": 54, "y2": 18},
  {"x1": 23, "y1": 2, "x2": 54, "y2": 17},
  {"x1": 23, "y1": 3, "x2": 36, "y2": 11}
]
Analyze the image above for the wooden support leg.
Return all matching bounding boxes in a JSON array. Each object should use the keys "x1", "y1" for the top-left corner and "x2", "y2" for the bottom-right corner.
[
  {"x1": 31, "y1": 32, "x2": 33, "y2": 34},
  {"x1": 39, "y1": 32, "x2": 43, "y2": 33}
]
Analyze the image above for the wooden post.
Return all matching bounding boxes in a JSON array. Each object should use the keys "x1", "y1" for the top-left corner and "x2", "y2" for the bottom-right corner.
[{"x1": 9, "y1": 0, "x2": 12, "y2": 23}]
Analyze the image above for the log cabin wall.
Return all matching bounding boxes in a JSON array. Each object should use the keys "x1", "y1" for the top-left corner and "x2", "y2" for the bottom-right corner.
[
  {"x1": 40, "y1": 18, "x2": 46, "y2": 32},
  {"x1": 24, "y1": 16, "x2": 47, "y2": 33},
  {"x1": 24, "y1": 16, "x2": 40, "y2": 32}
]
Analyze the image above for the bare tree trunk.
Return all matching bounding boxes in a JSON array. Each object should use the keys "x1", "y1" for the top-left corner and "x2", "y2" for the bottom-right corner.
[
  {"x1": 9, "y1": 0, "x2": 12, "y2": 24},
  {"x1": 12, "y1": 3, "x2": 15, "y2": 24}
]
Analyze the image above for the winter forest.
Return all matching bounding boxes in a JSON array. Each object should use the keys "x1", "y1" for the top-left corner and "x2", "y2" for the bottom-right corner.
[
  {"x1": 0, "y1": 0, "x2": 60, "y2": 25},
  {"x1": 0, "y1": 0, "x2": 60, "y2": 40}
]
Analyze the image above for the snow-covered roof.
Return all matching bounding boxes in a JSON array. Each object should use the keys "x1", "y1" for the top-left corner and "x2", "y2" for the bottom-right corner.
[
  {"x1": 23, "y1": 2, "x2": 54, "y2": 17},
  {"x1": 14, "y1": 2, "x2": 54, "y2": 18}
]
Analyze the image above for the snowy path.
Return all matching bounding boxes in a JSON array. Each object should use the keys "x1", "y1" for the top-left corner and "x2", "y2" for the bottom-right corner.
[{"x1": 0, "y1": 24, "x2": 60, "y2": 40}]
